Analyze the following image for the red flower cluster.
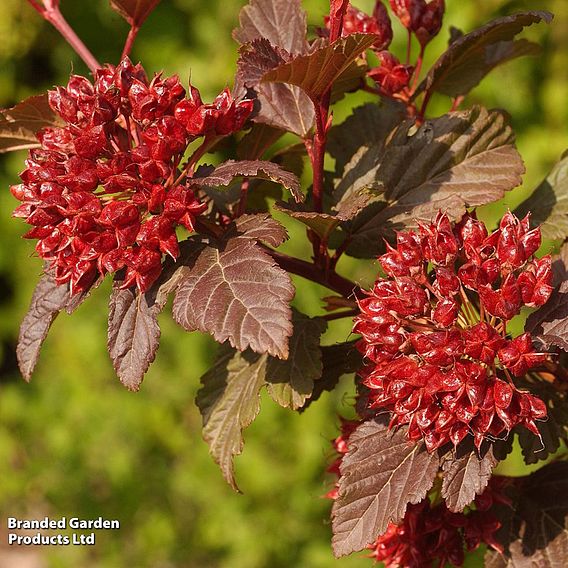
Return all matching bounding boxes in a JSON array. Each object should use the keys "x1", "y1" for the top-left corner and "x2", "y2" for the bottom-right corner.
[
  {"x1": 325, "y1": 417, "x2": 361, "y2": 499},
  {"x1": 367, "y1": 51, "x2": 413, "y2": 96},
  {"x1": 389, "y1": 0, "x2": 445, "y2": 46},
  {"x1": 368, "y1": 495, "x2": 502, "y2": 567},
  {"x1": 11, "y1": 58, "x2": 253, "y2": 293},
  {"x1": 324, "y1": 2, "x2": 393, "y2": 50},
  {"x1": 320, "y1": 1, "x2": 414, "y2": 97},
  {"x1": 354, "y1": 212, "x2": 552, "y2": 451}
]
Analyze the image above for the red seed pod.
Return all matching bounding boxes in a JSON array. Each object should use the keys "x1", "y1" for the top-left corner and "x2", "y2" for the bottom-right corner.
[
  {"x1": 368, "y1": 51, "x2": 413, "y2": 95},
  {"x1": 414, "y1": 0, "x2": 445, "y2": 47},
  {"x1": 342, "y1": 4, "x2": 393, "y2": 49},
  {"x1": 433, "y1": 296, "x2": 459, "y2": 326},
  {"x1": 174, "y1": 85, "x2": 204, "y2": 132},
  {"x1": 389, "y1": 0, "x2": 445, "y2": 46},
  {"x1": 498, "y1": 333, "x2": 548, "y2": 377},
  {"x1": 418, "y1": 214, "x2": 456, "y2": 266},
  {"x1": 389, "y1": 0, "x2": 424, "y2": 30},
  {"x1": 136, "y1": 216, "x2": 179, "y2": 259},
  {"x1": 463, "y1": 322, "x2": 506, "y2": 365},
  {"x1": 353, "y1": 211, "x2": 552, "y2": 452},
  {"x1": 433, "y1": 266, "x2": 460, "y2": 296}
]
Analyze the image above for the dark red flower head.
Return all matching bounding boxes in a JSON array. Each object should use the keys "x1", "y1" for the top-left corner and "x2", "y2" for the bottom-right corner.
[
  {"x1": 366, "y1": 494, "x2": 502, "y2": 567},
  {"x1": 323, "y1": 2, "x2": 393, "y2": 50},
  {"x1": 367, "y1": 51, "x2": 413, "y2": 96},
  {"x1": 389, "y1": 0, "x2": 445, "y2": 46},
  {"x1": 353, "y1": 212, "x2": 553, "y2": 451},
  {"x1": 11, "y1": 58, "x2": 253, "y2": 294}
]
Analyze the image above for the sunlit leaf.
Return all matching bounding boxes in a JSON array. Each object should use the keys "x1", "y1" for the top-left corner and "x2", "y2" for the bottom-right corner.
[
  {"x1": 262, "y1": 34, "x2": 377, "y2": 101},
  {"x1": 109, "y1": 0, "x2": 161, "y2": 27},
  {"x1": 0, "y1": 94, "x2": 61, "y2": 154},
  {"x1": 265, "y1": 310, "x2": 327, "y2": 409},
  {"x1": 515, "y1": 151, "x2": 568, "y2": 241},
  {"x1": 172, "y1": 236, "x2": 294, "y2": 359},
  {"x1": 332, "y1": 419, "x2": 440, "y2": 557},
  {"x1": 419, "y1": 11, "x2": 552, "y2": 98},
  {"x1": 197, "y1": 346, "x2": 267, "y2": 491},
  {"x1": 340, "y1": 106, "x2": 525, "y2": 257}
]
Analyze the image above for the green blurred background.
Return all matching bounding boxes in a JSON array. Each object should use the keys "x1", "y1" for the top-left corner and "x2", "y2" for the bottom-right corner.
[{"x1": 0, "y1": 1, "x2": 566, "y2": 566}]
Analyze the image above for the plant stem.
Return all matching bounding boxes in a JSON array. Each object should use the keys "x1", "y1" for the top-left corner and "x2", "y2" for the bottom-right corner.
[
  {"x1": 267, "y1": 249, "x2": 361, "y2": 299},
  {"x1": 27, "y1": 1, "x2": 100, "y2": 73},
  {"x1": 450, "y1": 96, "x2": 465, "y2": 112},
  {"x1": 310, "y1": 0, "x2": 346, "y2": 212},
  {"x1": 311, "y1": 103, "x2": 328, "y2": 214},
  {"x1": 173, "y1": 135, "x2": 219, "y2": 186},
  {"x1": 236, "y1": 178, "x2": 250, "y2": 217},
  {"x1": 417, "y1": 89, "x2": 432, "y2": 125},
  {"x1": 121, "y1": 25, "x2": 140, "y2": 61},
  {"x1": 330, "y1": 235, "x2": 352, "y2": 269},
  {"x1": 410, "y1": 44, "x2": 425, "y2": 93},
  {"x1": 322, "y1": 309, "x2": 359, "y2": 321}
]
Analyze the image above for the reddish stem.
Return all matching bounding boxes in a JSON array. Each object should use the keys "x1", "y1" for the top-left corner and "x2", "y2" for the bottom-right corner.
[
  {"x1": 267, "y1": 249, "x2": 361, "y2": 299},
  {"x1": 450, "y1": 95, "x2": 465, "y2": 112},
  {"x1": 236, "y1": 178, "x2": 250, "y2": 217},
  {"x1": 410, "y1": 44, "x2": 425, "y2": 94},
  {"x1": 311, "y1": 103, "x2": 328, "y2": 214},
  {"x1": 417, "y1": 89, "x2": 432, "y2": 125},
  {"x1": 308, "y1": 0, "x2": 346, "y2": 214},
  {"x1": 328, "y1": 0, "x2": 348, "y2": 43},
  {"x1": 121, "y1": 25, "x2": 140, "y2": 61},
  {"x1": 322, "y1": 309, "x2": 359, "y2": 321},
  {"x1": 27, "y1": 1, "x2": 100, "y2": 73},
  {"x1": 173, "y1": 135, "x2": 219, "y2": 186}
]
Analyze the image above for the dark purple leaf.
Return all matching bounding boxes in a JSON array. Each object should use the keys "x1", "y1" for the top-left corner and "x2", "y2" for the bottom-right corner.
[
  {"x1": 526, "y1": 279, "x2": 568, "y2": 353},
  {"x1": 233, "y1": 0, "x2": 309, "y2": 56},
  {"x1": 0, "y1": 94, "x2": 62, "y2": 154},
  {"x1": 193, "y1": 159, "x2": 303, "y2": 203},
  {"x1": 265, "y1": 310, "x2": 327, "y2": 410},
  {"x1": 331, "y1": 419, "x2": 440, "y2": 557},
  {"x1": 330, "y1": 58, "x2": 367, "y2": 103},
  {"x1": 233, "y1": 213, "x2": 288, "y2": 247},
  {"x1": 341, "y1": 106, "x2": 525, "y2": 257},
  {"x1": 273, "y1": 202, "x2": 343, "y2": 240},
  {"x1": 490, "y1": 462, "x2": 568, "y2": 566},
  {"x1": 515, "y1": 151, "x2": 568, "y2": 241},
  {"x1": 107, "y1": 280, "x2": 161, "y2": 391},
  {"x1": 17, "y1": 270, "x2": 71, "y2": 381},
  {"x1": 301, "y1": 341, "x2": 362, "y2": 411},
  {"x1": 274, "y1": 188, "x2": 371, "y2": 240},
  {"x1": 196, "y1": 345, "x2": 267, "y2": 491},
  {"x1": 235, "y1": 39, "x2": 315, "y2": 138},
  {"x1": 172, "y1": 236, "x2": 294, "y2": 359},
  {"x1": 552, "y1": 243, "x2": 568, "y2": 287},
  {"x1": 327, "y1": 102, "x2": 406, "y2": 179},
  {"x1": 252, "y1": 81, "x2": 315, "y2": 137},
  {"x1": 492, "y1": 436, "x2": 515, "y2": 462},
  {"x1": 420, "y1": 11, "x2": 552, "y2": 98},
  {"x1": 441, "y1": 443, "x2": 498, "y2": 512},
  {"x1": 262, "y1": 34, "x2": 377, "y2": 102},
  {"x1": 236, "y1": 123, "x2": 284, "y2": 160},
  {"x1": 237, "y1": 38, "x2": 290, "y2": 88},
  {"x1": 109, "y1": 0, "x2": 161, "y2": 27}
]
